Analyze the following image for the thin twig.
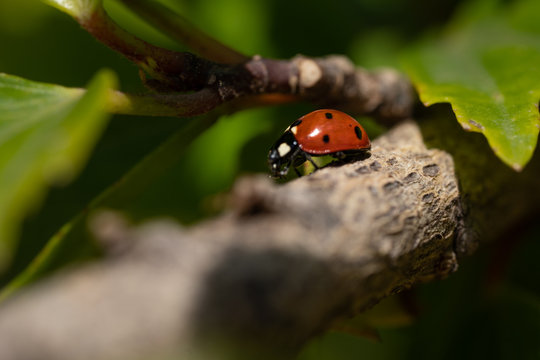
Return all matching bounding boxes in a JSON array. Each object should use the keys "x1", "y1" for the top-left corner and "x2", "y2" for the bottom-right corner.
[
  {"x1": 119, "y1": 0, "x2": 249, "y2": 64},
  {"x1": 78, "y1": 5, "x2": 415, "y2": 120}
]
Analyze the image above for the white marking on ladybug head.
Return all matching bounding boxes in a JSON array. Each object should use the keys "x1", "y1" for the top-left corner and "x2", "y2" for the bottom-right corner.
[
  {"x1": 277, "y1": 143, "x2": 291, "y2": 157},
  {"x1": 291, "y1": 126, "x2": 298, "y2": 135}
]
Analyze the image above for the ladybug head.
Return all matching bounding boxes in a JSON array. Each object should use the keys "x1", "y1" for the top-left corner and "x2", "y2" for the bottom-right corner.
[
  {"x1": 268, "y1": 131, "x2": 299, "y2": 178},
  {"x1": 268, "y1": 148, "x2": 283, "y2": 177}
]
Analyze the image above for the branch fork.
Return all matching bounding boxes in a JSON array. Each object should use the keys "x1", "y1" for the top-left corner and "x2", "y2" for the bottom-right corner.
[{"x1": 80, "y1": 4, "x2": 415, "y2": 119}]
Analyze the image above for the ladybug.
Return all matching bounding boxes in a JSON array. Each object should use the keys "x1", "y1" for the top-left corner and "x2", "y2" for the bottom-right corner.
[{"x1": 268, "y1": 109, "x2": 371, "y2": 177}]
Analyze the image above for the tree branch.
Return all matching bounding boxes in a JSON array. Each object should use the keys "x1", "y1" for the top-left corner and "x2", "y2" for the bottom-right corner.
[
  {"x1": 118, "y1": 0, "x2": 249, "y2": 65},
  {"x1": 0, "y1": 120, "x2": 474, "y2": 360},
  {"x1": 80, "y1": 6, "x2": 415, "y2": 120},
  {"x1": 7, "y1": 3, "x2": 536, "y2": 359}
]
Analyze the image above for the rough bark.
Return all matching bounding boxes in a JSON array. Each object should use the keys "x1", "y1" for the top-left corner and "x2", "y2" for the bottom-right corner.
[{"x1": 0, "y1": 120, "x2": 476, "y2": 360}]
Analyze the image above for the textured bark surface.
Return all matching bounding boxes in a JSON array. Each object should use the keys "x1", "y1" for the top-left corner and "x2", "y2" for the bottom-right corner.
[{"x1": 0, "y1": 121, "x2": 472, "y2": 360}]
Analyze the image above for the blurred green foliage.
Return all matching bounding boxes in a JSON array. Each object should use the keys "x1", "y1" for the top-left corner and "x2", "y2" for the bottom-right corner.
[
  {"x1": 0, "y1": 0, "x2": 538, "y2": 357},
  {"x1": 0, "y1": 71, "x2": 114, "y2": 274}
]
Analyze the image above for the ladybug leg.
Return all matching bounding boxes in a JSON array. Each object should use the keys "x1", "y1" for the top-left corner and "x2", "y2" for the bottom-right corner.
[
  {"x1": 279, "y1": 162, "x2": 292, "y2": 178},
  {"x1": 281, "y1": 152, "x2": 301, "y2": 177},
  {"x1": 290, "y1": 148, "x2": 308, "y2": 177},
  {"x1": 304, "y1": 153, "x2": 320, "y2": 170},
  {"x1": 330, "y1": 150, "x2": 371, "y2": 165},
  {"x1": 282, "y1": 159, "x2": 302, "y2": 178}
]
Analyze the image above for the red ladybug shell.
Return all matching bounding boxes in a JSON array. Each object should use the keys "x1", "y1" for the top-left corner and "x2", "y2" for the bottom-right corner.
[{"x1": 290, "y1": 109, "x2": 371, "y2": 155}]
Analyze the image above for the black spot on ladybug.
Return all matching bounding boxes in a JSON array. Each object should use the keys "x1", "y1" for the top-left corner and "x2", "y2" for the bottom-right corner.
[
  {"x1": 354, "y1": 126, "x2": 363, "y2": 140},
  {"x1": 291, "y1": 119, "x2": 302, "y2": 127},
  {"x1": 325, "y1": 112, "x2": 333, "y2": 119},
  {"x1": 323, "y1": 134, "x2": 330, "y2": 143}
]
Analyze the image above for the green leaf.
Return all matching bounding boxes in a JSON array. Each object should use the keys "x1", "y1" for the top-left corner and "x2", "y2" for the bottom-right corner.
[
  {"x1": 41, "y1": 0, "x2": 102, "y2": 19},
  {"x1": 0, "y1": 106, "x2": 274, "y2": 300},
  {"x1": 0, "y1": 112, "x2": 218, "y2": 301},
  {"x1": 402, "y1": 0, "x2": 540, "y2": 170},
  {"x1": 0, "y1": 70, "x2": 115, "y2": 272}
]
